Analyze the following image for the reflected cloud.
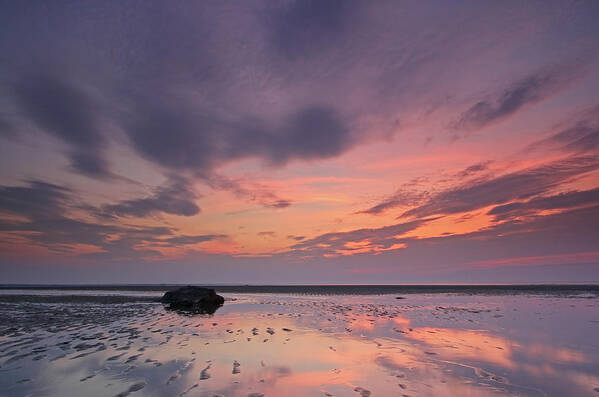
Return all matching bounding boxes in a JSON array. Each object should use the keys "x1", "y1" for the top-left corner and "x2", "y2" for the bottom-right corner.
[{"x1": 1, "y1": 293, "x2": 597, "y2": 397}]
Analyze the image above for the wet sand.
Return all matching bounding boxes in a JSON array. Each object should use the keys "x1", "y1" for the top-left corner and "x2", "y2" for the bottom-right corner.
[{"x1": 1, "y1": 289, "x2": 598, "y2": 396}]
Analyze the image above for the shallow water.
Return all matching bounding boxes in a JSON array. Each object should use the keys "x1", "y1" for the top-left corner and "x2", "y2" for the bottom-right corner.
[{"x1": 1, "y1": 292, "x2": 598, "y2": 396}]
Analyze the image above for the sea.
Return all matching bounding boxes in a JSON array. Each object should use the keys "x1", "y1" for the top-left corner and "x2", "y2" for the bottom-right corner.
[{"x1": 1, "y1": 284, "x2": 598, "y2": 396}]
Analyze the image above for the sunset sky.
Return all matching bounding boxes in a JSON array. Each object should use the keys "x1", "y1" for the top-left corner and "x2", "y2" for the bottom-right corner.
[{"x1": 1, "y1": 1, "x2": 598, "y2": 284}]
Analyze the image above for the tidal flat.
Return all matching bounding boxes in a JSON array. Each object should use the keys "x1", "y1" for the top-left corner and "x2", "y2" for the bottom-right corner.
[{"x1": 1, "y1": 287, "x2": 598, "y2": 397}]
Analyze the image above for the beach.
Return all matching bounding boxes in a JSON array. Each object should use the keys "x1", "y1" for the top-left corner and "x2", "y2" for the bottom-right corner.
[{"x1": 1, "y1": 286, "x2": 598, "y2": 397}]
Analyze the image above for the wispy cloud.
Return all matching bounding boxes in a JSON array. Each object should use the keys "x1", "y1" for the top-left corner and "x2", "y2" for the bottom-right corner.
[
  {"x1": 100, "y1": 176, "x2": 200, "y2": 219},
  {"x1": 451, "y1": 66, "x2": 578, "y2": 135},
  {"x1": 488, "y1": 187, "x2": 599, "y2": 221},
  {"x1": 258, "y1": 231, "x2": 276, "y2": 237},
  {"x1": 526, "y1": 106, "x2": 599, "y2": 154},
  {"x1": 357, "y1": 190, "x2": 430, "y2": 216},
  {"x1": 357, "y1": 161, "x2": 492, "y2": 216},
  {"x1": 289, "y1": 218, "x2": 433, "y2": 257},
  {"x1": 402, "y1": 155, "x2": 599, "y2": 219},
  {"x1": 12, "y1": 74, "x2": 110, "y2": 178},
  {"x1": 0, "y1": 180, "x2": 216, "y2": 259},
  {"x1": 203, "y1": 174, "x2": 292, "y2": 210},
  {"x1": 286, "y1": 203, "x2": 599, "y2": 266}
]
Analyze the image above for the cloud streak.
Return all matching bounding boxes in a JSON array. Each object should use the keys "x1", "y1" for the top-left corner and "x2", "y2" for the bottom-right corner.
[
  {"x1": 527, "y1": 107, "x2": 599, "y2": 154},
  {"x1": 287, "y1": 203, "x2": 599, "y2": 264},
  {"x1": 101, "y1": 176, "x2": 200, "y2": 218},
  {"x1": 452, "y1": 66, "x2": 576, "y2": 134},
  {"x1": 402, "y1": 155, "x2": 599, "y2": 219},
  {"x1": 12, "y1": 74, "x2": 110, "y2": 178},
  {"x1": 289, "y1": 218, "x2": 433, "y2": 257},
  {"x1": 0, "y1": 180, "x2": 215, "y2": 259},
  {"x1": 358, "y1": 161, "x2": 492, "y2": 216},
  {"x1": 488, "y1": 187, "x2": 599, "y2": 221}
]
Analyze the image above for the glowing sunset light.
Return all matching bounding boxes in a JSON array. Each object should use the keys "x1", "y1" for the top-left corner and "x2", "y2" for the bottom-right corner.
[{"x1": 0, "y1": 1, "x2": 598, "y2": 284}]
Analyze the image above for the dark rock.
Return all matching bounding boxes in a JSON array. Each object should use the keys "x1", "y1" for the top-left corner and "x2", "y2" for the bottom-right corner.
[
  {"x1": 395, "y1": 296, "x2": 406, "y2": 299},
  {"x1": 160, "y1": 286, "x2": 224, "y2": 314}
]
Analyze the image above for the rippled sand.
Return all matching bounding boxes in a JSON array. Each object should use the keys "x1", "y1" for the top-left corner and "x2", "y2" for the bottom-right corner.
[{"x1": 1, "y1": 292, "x2": 598, "y2": 396}]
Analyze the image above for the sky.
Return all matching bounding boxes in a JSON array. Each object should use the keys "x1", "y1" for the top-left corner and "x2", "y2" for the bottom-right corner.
[{"x1": 1, "y1": 0, "x2": 599, "y2": 284}]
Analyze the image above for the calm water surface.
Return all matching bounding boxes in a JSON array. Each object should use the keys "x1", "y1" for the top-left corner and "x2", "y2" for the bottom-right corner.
[{"x1": 1, "y1": 290, "x2": 598, "y2": 396}]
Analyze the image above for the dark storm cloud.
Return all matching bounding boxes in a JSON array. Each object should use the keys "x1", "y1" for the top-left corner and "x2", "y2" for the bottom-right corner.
[
  {"x1": 402, "y1": 155, "x2": 599, "y2": 219},
  {"x1": 452, "y1": 68, "x2": 572, "y2": 133},
  {"x1": 101, "y1": 176, "x2": 200, "y2": 218},
  {"x1": 12, "y1": 74, "x2": 110, "y2": 178},
  {"x1": 488, "y1": 187, "x2": 599, "y2": 221}
]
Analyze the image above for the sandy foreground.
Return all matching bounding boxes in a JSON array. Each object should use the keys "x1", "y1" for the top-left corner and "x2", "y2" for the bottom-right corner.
[{"x1": 1, "y1": 291, "x2": 598, "y2": 397}]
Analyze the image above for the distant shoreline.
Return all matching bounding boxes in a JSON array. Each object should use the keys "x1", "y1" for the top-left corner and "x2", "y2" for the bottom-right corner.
[{"x1": 1, "y1": 284, "x2": 598, "y2": 295}]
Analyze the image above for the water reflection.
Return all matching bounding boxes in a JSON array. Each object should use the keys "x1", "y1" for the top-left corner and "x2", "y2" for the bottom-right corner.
[{"x1": 0, "y1": 293, "x2": 598, "y2": 396}]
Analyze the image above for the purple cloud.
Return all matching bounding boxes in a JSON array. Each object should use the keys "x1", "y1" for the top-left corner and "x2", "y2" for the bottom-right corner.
[{"x1": 402, "y1": 155, "x2": 599, "y2": 219}]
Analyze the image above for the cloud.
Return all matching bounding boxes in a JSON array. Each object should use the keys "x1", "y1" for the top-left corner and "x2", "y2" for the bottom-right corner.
[
  {"x1": 155, "y1": 234, "x2": 227, "y2": 246},
  {"x1": 270, "y1": 0, "x2": 361, "y2": 59},
  {"x1": 527, "y1": 107, "x2": 599, "y2": 154},
  {"x1": 286, "y1": 202, "x2": 599, "y2": 264},
  {"x1": 262, "y1": 198, "x2": 292, "y2": 209},
  {"x1": 551, "y1": 125, "x2": 599, "y2": 153},
  {"x1": 1, "y1": 1, "x2": 598, "y2": 282},
  {"x1": 358, "y1": 162, "x2": 494, "y2": 216},
  {"x1": 0, "y1": 117, "x2": 16, "y2": 139},
  {"x1": 438, "y1": 204, "x2": 599, "y2": 257},
  {"x1": 287, "y1": 235, "x2": 305, "y2": 241},
  {"x1": 0, "y1": 180, "x2": 211, "y2": 259},
  {"x1": 12, "y1": 74, "x2": 110, "y2": 178},
  {"x1": 357, "y1": 190, "x2": 430, "y2": 216},
  {"x1": 267, "y1": 106, "x2": 353, "y2": 164},
  {"x1": 402, "y1": 155, "x2": 599, "y2": 219},
  {"x1": 289, "y1": 218, "x2": 432, "y2": 257},
  {"x1": 101, "y1": 176, "x2": 200, "y2": 218},
  {"x1": 3, "y1": 1, "x2": 593, "y2": 186},
  {"x1": 0, "y1": 180, "x2": 71, "y2": 219},
  {"x1": 452, "y1": 67, "x2": 575, "y2": 133},
  {"x1": 488, "y1": 187, "x2": 599, "y2": 221},
  {"x1": 5, "y1": 2, "x2": 367, "y2": 188},
  {"x1": 455, "y1": 161, "x2": 493, "y2": 179},
  {"x1": 258, "y1": 231, "x2": 276, "y2": 237},
  {"x1": 203, "y1": 174, "x2": 292, "y2": 210},
  {"x1": 127, "y1": 103, "x2": 352, "y2": 174}
]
